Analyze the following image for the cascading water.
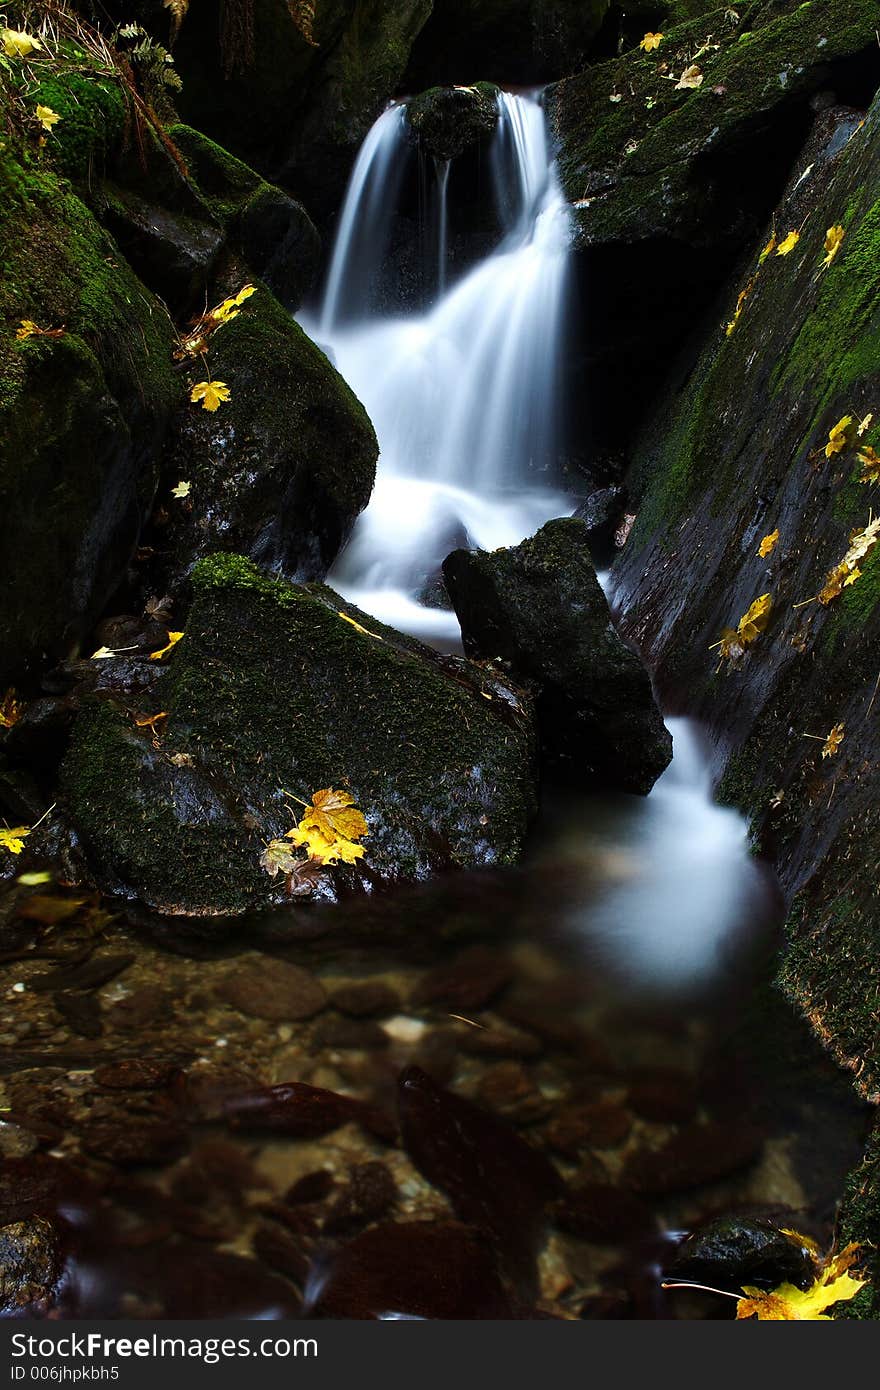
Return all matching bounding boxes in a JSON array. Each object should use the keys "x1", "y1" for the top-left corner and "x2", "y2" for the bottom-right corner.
[
  {"x1": 300, "y1": 90, "x2": 768, "y2": 997},
  {"x1": 301, "y1": 90, "x2": 574, "y2": 643}
]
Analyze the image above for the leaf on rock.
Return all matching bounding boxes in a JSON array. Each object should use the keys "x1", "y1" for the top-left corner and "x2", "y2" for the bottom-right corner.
[
  {"x1": 149, "y1": 631, "x2": 184, "y2": 661},
  {"x1": 825, "y1": 415, "x2": 855, "y2": 458},
  {"x1": 16, "y1": 319, "x2": 64, "y2": 341},
  {"x1": 711, "y1": 593, "x2": 772, "y2": 666},
  {"x1": 676, "y1": 64, "x2": 703, "y2": 89},
  {"x1": 737, "y1": 1243, "x2": 865, "y2": 1320},
  {"x1": 35, "y1": 104, "x2": 60, "y2": 132},
  {"x1": 287, "y1": 824, "x2": 365, "y2": 866},
  {"x1": 758, "y1": 235, "x2": 777, "y2": 264},
  {"x1": 857, "y1": 412, "x2": 874, "y2": 437},
  {"x1": 0, "y1": 826, "x2": 31, "y2": 855},
  {"x1": 858, "y1": 446, "x2": 880, "y2": 483},
  {"x1": 190, "y1": 381, "x2": 231, "y2": 412},
  {"x1": 639, "y1": 32, "x2": 663, "y2": 51},
  {"x1": 171, "y1": 479, "x2": 191, "y2": 499},
  {"x1": 776, "y1": 230, "x2": 800, "y2": 256},
  {"x1": 260, "y1": 838, "x2": 301, "y2": 878},
  {"x1": 757, "y1": 529, "x2": 779, "y2": 558},
  {"x1": 0, "y1": 688, "x2": 23, "y2": 729},
  {"x1": 295, "y1": 788, "x2": 368, "y2": 846},
  {"x1": 338, "y1": 611, "x2": 382, "y2": 640},
  {"x1": 2, "y1": 29, "x2": 43, "y2": 58},
  {"x1": 822, "y1": 224, "x2": 845, "y2": 269},
  {"x1": 821, "y1": 723, "x2": 845, "y2": 759},
  {"x1": 816, "y1": 516, "x2": 880, "y2": 604},
  {"x1": 133, "y1": 711, "x2": 169, "y2": 735}
]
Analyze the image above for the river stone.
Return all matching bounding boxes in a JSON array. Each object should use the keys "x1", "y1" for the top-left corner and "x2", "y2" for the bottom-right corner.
[
  {"x1": 0, "y1": 1217, "x2": 60, "y2": 1315},
  {"x1": 62, "y1": 555, "x2": 537, "y2": 915},
  {"x1": 406, "y1": 85, "x2": 499, "y2": 162},
  {"x1": 443, "y1": 518, "x2": 671, "y2": 792},
  {"x1": 667, "y1": 1217, "x2": 817, "y2": 1293},
  {"x1": 215, "y1": 960, "x2": 327, "y2": 1022}
]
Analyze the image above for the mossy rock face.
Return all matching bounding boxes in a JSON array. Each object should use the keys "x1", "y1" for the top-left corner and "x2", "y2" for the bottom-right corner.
[
  {"x1": 159, "y1": 284, "x2": 377, "y2": 587},
  {"x1": 548, "y1": 0, "x2": 880, "y2": 247},
  {"x1": 61, "y1": 555, "x2": 538, "y2": 915},
  {"x1": 443, "y1": 519, "x2": 671, "y2": 793},
  {"x1": 406, "y1": 84, "x2": 500, "y2": 162},
  {"x1": 405, "y1": 0, "x2": 611, "y2": 87},
  {"x1": 0, "y1": 144, "x2": 177, "y2": 685},
  {"x1": 610, "y1": 89, "x2": 880, "y2": 1106}
]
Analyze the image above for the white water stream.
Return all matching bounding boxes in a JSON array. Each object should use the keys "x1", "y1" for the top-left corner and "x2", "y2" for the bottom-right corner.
[{"x1": 299, "y1": 90, "x2": 767, "y2": 994}]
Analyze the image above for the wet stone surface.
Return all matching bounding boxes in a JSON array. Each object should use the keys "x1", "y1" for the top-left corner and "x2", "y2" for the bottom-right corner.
[{"x1": 0, "y1": 877, "x2": 869, "y2": 1318}]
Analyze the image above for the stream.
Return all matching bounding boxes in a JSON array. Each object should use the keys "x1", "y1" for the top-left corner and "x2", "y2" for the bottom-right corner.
[{"x1": 0, "y1": 92, "x2": 870, "y2": 1322}]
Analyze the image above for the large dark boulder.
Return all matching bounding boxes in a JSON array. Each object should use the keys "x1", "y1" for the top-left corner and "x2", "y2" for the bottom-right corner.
[
  {"x1": 406, "y1": 84, "x2": 500, "y2": 162},
  {"x1": 157, "y1": 284, "x2": 377, "y2": 588},
  {"x1": 61, "y1": 555, "x2": 537, "y2": 915},
  {"x1": 443, "y1": 518, "x2": 671, "y2": 793}
]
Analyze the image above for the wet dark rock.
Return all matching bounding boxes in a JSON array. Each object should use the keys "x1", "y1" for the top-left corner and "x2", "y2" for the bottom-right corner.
[
  {"x1": 286, "y1": 1170, "x2": 336, "y2": 1205},
  {"x1": 2, "y1": 696, "x2": 77, "y2": 773},
  {"x1": 62, "y1": 557, "x2": 537, "y2": 914},
  {"x1": 0, "y1": 1156, "x2": 66, "y2": 1225},
  {"x1": 406, "y1": 84, "x2": 499, "y2": 162},
  {"x1": 100, "y1": 187, "x2": 224, "y2": 310},
  {"x1": 215, "y1": 960, "x2": 327, "y2": 1022},
  {"x1": 311, "y1": 1219, "x2": 515, "y2": 1319},
  {"x1": 54, "y1": 991, "x2": 103, "y2": 1039},
  {"x1": 157, "y1": 289, "x2": 377, "y2": 590},
  {"x1": 0, "y1": 1217, "x2": 61, "y2": 1315},
  {"x1": 444, "y1": 518, "x2": 671, "y2": 791},
  {"x1": 79, "y1": 1120, "x2": 189, "y2": 1169},
  {"x1": 30, "y1": 953, "x2": 135, "y2": 994},
  {"x1": 332, "y1": 981, "x2": 401, "y2": 1018},
  {"x1": 309, "y1": 1015, "x2": 389, "y2": 1051},
  {"x1": 156, "y1": 1248, "x2": 300, "y2": 1319},
  {"x1": 477, "y1": 1062, "x2": 551, "y2": 1125},
  {"x1": 667, "y1": 1216, "x2": 817, "y2": 1294},
  {"x1": 106, "y1": 985, "x2": 174, "y2": 1032},
  {"x1": 627, "y1": 1068, "x2": 699, "y2": 1125},
  {"x1": 172, "y1": 1139, "x2": 259, "y2": 1202},
  {"x1": 574, "y1": 486, "x2": 626, "y2": 568},
  {"x1": 223, "y1": 1081, "x2": 395, "y2": 1143},
  {"x1": 410, "y1": 945, "x2": 514, "y2": 1012},
  {"x1": 93, "y1": 1059, "x2": 182, "y2": 1092},
  {"x1": 544, "y1": 1100, "x2": 632, "y2": 1156},
  {"x1": 553, "y1": 1183, "x2": 654, "y2": 1243},
  {"x1": 0, "y1": 1121, "x2": 39, "y2": 1161},
  {"x1": 622, "y1": 1122, "x2": 763, "y2": 1195},
  {"x1": 398, "y1": 1065, "x2": 563, "y2": 1296},
  {"x1": 252, "y1": 1220, "x2": 310, "y2": 1286},
  {"x1": 323, "y1": 1162, "x2": 397, "y2": 1235}
]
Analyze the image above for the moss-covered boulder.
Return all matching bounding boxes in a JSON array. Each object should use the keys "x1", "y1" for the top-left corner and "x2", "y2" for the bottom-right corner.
[
  {"x1": 443, "y1": 519, "x2": 671, "y2": 792},
  {"x1": 61, "y1": 555, "x2": 537, "y2": 915},
  {"x1": 158, "y1": 284, "x2": 377, "y2": 587},
  {"x1": 406, "y1": 84, "x2": 500, "y2": 162},
  {"x1": 405, "y1": 0, "x2": 611, "y2": 87},
  {"x1": 0, "y1": 140, "x2": 178, "y2": 686},
  {"x1": 606, "y1": 82, "x2": 880, "y2": 1268}
]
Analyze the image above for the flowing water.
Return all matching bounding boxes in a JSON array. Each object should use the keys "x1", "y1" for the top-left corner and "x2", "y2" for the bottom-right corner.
[
  {"x1": 0, "y1": 94, "x2": 867, "y2": 1324},
  {"x1": 300, "y1": 91, "x2": 573, "y2": 645}
]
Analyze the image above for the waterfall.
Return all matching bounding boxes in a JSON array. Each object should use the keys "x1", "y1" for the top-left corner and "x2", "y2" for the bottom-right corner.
[{"x1": 301, "y1": 90, "x2": 574, "y2": 643}]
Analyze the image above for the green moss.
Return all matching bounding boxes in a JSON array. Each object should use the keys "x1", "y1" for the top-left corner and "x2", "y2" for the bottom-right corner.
[
  {"x1": 30, "y1": 71, "x2": 127, "y2": 182},
  {"x1": 62, "y1": 557, "x2": 536, "y2": 911},
  {"x1": 838, "y1": 1127, "x2": 880, "y2": 1318}
]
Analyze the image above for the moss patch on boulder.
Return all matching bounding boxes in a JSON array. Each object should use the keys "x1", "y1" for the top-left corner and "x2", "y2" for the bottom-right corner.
[{"x1": 62, "y1": 555, "x2": 537, "y2": 915}]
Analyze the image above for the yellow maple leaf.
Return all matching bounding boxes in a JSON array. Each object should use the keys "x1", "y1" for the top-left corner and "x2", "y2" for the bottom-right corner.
[
  {"x1": 35, "y1": 105, "x2": 61, "y2": 132},
  {"x1": 711, "y1": 594, "x2": 772, "y2": 665},
  {"x1": 260, "y1": 838, "x2": 301, "y2": 878},
  {"x1": 149, "y1": 631, "x2": 184, "y2": 661},
  {"x1": 757, "y1": 529, "x2": 779, "y2": 558},
  {"x1": 826, "y1": 414, "x2": 855, "y2": 457},
  {"x1": 821, "y1": 722, "x2": 845, "y2": 758},
  {"x1": 2, "y1": 28, "x2": 42, "y2": 58},
  {"x1": 190, "y1": 381, "x2": 231, "y2": 412},
  {"x1": 857, "y1": 412, "x2": 874, "y2": 436},
  {"x1": 0, "y1": 826, "x2": 31, "y2": 855},
  {"x1": 845, "y1": 515, "x2": 880, "y2": 566},
  {"x1": 725, "y1": 276, "x2": 757, "y2": 337},
  {"x1": 16, "y1": 320, "x2": 38, "y2": 340},
  {"x1": 822, "y1": 223, "x2": 845, "y2": 269},
  {"x1": 286, "y1": 823, "x2": 366, "y2": 866},
  {"x1": 776, "y1": 230, "x2": 800, "y2": 256},
  {"x1": 676, "y1": 64, "x2": 703, "y2": 90},
  {"x1": 294, "y1": 787, "x2": 368, "y2": 845},
  {"x1": 858, "y1": 446, "x2": 880, "y2": 483},
  {"x1": 0, "y1": 688, "x2": 23, "y2": 729},
  {"x1": 737, "y1": 1242, "x2": 865, "y2": 1320},
  {"x1": 816, "y1": 516, "x2": 880, "y2": 603},
  {"x1": 639, "y1": 32, "x2": 663, "y2": 51},
  {"x1": 171, "y1": 479, "x2": 191, "y2": 498}
]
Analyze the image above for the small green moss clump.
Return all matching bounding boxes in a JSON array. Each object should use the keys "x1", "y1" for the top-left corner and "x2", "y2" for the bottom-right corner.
[{"x1": 30, "y1": 71, "x2": 127, "y2": 181}]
